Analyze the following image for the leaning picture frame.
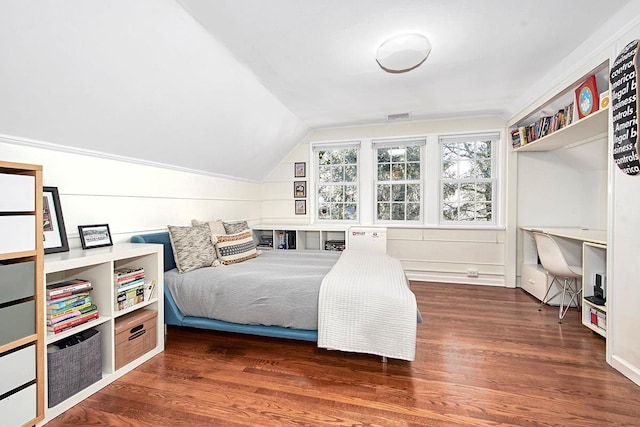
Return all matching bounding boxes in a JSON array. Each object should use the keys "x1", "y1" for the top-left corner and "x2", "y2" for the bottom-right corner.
[
  {"x1": 78, "y1": 224, "x2": 113, "y2": 249},
  {"x1": 43, "y1": 186, "x2": 69, "y2": 254}
]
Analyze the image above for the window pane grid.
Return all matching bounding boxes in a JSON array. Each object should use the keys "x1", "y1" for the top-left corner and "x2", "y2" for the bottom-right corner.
[
  {"x1": 440, "y1": 138, "x2": 495, "y2": 223},
  {"x1": 316, "y1": 147, "x2": 358, "y2": 221},
  {"x1": 375, "y1": 145, "x2": 422, "y2": 222}
]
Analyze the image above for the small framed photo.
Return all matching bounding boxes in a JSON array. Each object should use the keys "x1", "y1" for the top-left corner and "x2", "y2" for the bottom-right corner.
[
  {"x1": 294, "y1": 181, "x2": 306, "y2": 198},
  {"x1": 294, "y1": 162, "x2": 306, "y2": 178},
  {"x1": 295, "y1": 200, "x2": 307, "y2": 215},
  {"x1": 78, "y1": 224, "x2": 113, "y2": 249},
  {"x1": 43, "y1": 186, "x2": 69, "y2": 254}
]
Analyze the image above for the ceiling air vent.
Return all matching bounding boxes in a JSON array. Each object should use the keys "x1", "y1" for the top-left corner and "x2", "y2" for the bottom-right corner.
[{"x1": 386, "y1": 112, "x2": 411, "y2": 121}]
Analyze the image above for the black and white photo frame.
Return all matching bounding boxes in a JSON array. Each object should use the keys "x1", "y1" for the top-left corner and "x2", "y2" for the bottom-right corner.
[
  {"x1": 294, "y1": 181, "x2": 306, "y2": 198},
  {"x1": 43, "y1": 186, "x2": 69, "y2": 254},
  {"x1": 294, "y1": 162, "x2": 306, "y2": 178},
  {"x1": 78, "y1": 224, "x2": 113, "y2": 250}
]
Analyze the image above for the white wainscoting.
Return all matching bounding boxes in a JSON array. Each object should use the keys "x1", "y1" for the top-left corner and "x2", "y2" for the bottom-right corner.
[{"x1": 387, "y1": 228, "x2": 506, "y2": 285}]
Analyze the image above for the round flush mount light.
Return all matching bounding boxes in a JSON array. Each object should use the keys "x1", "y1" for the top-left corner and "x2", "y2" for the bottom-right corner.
[{"x1": 376, "y1": 33, "x2": 431, "y2": 73}]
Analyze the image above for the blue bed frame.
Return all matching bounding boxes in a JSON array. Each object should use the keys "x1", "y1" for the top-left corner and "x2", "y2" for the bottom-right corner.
[{"x1": 130, "y1": 232, "x2": 318, "y2": 342}]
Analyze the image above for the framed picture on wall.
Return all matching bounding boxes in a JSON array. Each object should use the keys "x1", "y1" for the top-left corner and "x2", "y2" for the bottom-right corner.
[
  {"x1": 43, "y1": 186, "x2": 69, "y2": 254},
  {"x1": 78, "y1": 224, "x2": 113, "y2": 249},
  {"x1": 295, "y1": 200, "x2": 307, "y2": 215},
  {"x1": 294, "y1": 181, "x2": 306, "y2": 198},
  {"x1": 294, "y1": 162, "x2": 306, "y2": 178}
]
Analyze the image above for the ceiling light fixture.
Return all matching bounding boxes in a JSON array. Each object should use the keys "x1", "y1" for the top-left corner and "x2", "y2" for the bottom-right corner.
[{"x1": 376, "y1": 33, "x2": 431, "y2": 73}]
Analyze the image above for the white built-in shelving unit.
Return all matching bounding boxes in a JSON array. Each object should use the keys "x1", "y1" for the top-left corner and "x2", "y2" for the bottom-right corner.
[
  {"x1": 512, "y1": 59, "x2": 611, "y2": 341},
  {"x1": 252, "y1": 224, "x2": 348, "y2": 251},
  {"x1": 39, "y1": 243, "x2": 164, "y2": 425}
]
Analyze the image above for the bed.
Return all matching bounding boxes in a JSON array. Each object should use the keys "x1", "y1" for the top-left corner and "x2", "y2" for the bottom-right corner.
[{"x1": 131, "y1": 231, "x2": 419, "y2": 360}]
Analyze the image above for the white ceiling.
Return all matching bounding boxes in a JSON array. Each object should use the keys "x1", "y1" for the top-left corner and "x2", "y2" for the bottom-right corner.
[
  {"x1": 0, "y1": 1, "x2": 635, "y2": 181},
  {"x1": 179, "y1": 0, "x2": 632, "y2": 127}
]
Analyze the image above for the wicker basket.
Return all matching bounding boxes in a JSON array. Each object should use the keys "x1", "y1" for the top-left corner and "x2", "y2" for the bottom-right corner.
[{"x1": 47, "y1": 329, "x2": 102, "y2": 408}]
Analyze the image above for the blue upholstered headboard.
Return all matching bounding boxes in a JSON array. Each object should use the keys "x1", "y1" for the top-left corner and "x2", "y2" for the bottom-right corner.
[{"x1": 131, "y1": 232, "x2": 176, "y2": 272}]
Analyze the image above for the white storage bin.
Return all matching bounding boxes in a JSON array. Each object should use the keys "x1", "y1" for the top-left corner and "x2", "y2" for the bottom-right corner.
[
  {"x1": 0, "y1": 345, "x2": 36, "y2": 395},
  {"x1": 0, "y1": 383, "x2": 37, "y2": 427},
  {"x1": 0, "y1": 215, "x2": 36, "y2": 253},
  {"x1": 0, "y1": 173, "x2": 35, "y2": 212}
]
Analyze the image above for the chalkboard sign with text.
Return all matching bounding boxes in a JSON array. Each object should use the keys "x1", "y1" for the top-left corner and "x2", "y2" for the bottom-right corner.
[{"x1": 610, "y1": 39, "x2": 640, "y2": 175}]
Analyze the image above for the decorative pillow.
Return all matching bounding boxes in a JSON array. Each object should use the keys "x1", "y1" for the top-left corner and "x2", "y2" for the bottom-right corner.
[
  {"x1": 214, "y1": 230, "x2": 257, "y2": 265},
  {"x1": 167, "y1": 224, "x2": 216, "y2": 273},
  {"x1": 191, "y1": 218, "x2": 227, "y2": 236},
  {"x1": 223, "y1": 220, "x2": 249, "y2": 234}
]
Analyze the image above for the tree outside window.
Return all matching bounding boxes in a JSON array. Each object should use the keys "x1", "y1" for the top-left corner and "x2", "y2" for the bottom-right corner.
[
  {"x1": 316, "y1": 146, "x2": 358, "y2": 221},
  {"x1": 375, "y1": 141, "x2": 423, "y2": 222},
  {"x1": 441, "y1": 136, "x2": 495, "y2": 223}
]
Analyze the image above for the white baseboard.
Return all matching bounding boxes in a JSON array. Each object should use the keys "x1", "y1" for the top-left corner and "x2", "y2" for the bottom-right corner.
[
  {"x1": 405, "y1": 271, "x2": 505, "y2": 286},
  {"x1": 611, "y1": 354, "x2": 640, "y2": 387}
]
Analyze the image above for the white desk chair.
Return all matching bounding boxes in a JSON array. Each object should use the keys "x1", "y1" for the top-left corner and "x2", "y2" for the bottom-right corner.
[{"x1": 532, "y1": 232, "x2": 582, "y2": 322}]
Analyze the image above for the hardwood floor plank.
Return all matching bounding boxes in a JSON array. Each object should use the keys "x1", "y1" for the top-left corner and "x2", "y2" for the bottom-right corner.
[{"x1": 45, "y1": 282, "x2": 640, "y2": 426}]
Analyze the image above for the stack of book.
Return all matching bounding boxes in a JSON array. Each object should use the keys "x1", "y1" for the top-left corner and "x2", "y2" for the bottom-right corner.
[
  {"x1": 46, "y1": 279, "x2": 98, "y2": 334},
  {"x1": 511, "y1": 102, "x2": 575, "y2": 149},
  {"x1": 114, "y1": 266, "x2": 145, "y2": 310}
]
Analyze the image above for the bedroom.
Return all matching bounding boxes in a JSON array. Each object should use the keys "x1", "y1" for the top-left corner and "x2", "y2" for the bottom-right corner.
[{"x1": 2, "y1": 0, "x2": 640, "y2": 425}]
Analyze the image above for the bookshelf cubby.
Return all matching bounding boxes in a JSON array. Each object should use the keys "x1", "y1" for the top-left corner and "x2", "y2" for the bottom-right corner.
[
  {"x1": 252, "y1": 225, "x2": 348, "y2": 251},
  {"x1": 40, "y1": 243, "x2": 164, "y2": 424}
]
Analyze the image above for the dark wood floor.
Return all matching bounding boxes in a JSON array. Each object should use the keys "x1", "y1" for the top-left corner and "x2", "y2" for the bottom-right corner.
[{"x1": 46, "y1": 282, "x2": 640, "y2": 426}]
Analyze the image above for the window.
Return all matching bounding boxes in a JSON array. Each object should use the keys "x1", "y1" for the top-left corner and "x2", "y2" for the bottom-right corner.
[
  {"x1": 374, "y1": 139, "x2": 425, "y2": 222},
  {"x1": 440, "y1": 133, "x2": 497, "y2": 223},
  {"x1": 314, "y1": 143, "x2": 359, "y2": 221}
]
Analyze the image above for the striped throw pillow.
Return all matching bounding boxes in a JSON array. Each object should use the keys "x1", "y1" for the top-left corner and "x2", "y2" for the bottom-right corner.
[{"x1": 214, "y1": 230, "x2": 257, "y2": 265}]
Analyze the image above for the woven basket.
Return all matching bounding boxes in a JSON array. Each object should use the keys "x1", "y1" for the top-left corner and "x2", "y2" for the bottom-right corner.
[{"x1": 47, "y1": 329, "x2": 102, "y2": 408}]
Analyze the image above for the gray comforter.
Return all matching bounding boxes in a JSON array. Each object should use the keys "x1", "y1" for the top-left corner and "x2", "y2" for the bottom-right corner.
[{"x1": 164, "y1": 250, "x2": 341, "y2": 330}]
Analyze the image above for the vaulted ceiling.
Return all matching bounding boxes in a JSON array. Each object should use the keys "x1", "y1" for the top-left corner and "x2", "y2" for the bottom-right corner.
[{"x1": 0, "y1": 1, "x2": 634, "y2": 181}]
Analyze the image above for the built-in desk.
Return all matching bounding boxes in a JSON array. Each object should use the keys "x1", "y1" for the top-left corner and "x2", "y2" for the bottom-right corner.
[
  {"x1": 521, "y1": 226, "x2": 606, "y2": 245},
  {"x1": 520, "y1": 226, "x2": 607, "y2": 337}
]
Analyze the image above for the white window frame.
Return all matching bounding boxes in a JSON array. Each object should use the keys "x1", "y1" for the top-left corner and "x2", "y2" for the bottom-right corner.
[
  {"x1": 311, "y1": 141, "x2": 361, "y2": 223},
  {"x1": 372, "y1": 137, "x2": 426, "y2": 224},
  {"x1": 439, "y1": 133, "x2": 499, "y2": 225}
]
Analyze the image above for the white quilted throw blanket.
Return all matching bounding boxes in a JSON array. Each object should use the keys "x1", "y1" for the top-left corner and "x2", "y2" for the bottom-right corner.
[{"x1": 318, "y1": 250, "x2": 418, "y2": 361}]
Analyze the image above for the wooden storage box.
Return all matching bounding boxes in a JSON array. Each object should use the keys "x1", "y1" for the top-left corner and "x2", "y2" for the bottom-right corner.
[{"x1": 114, "y1": 309, "x2": 157, "y2": 370}]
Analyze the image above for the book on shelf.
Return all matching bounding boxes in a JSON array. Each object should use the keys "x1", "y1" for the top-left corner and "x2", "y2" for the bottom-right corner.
[
  {"x1": 47, "y1": 304, "x2": 97, "y2": 325},
  {"x1": 114, "y1": 266, "x2": 145, "y2": 283},
  {"x1": 513, "y1": 102, "x2": 575, "y2": 148},
  {"x1": 116, "y1": 277, "x2": 145, "y2": 291},
  {"x1": 46, "y1": 278, "x2": 92, "y2": 297},
  {"x1": 46, "y1": 293, "x2": 91, "y2": 311},
  {"x1": 47, "y1": 298, "x2": 93, "y2": 317},
  {"x1": 145, "y1": 280, "x2": 157, "y2": 301},
  {"x1": 47, "y1": 310, "x2": 99, "y2": 334},
  {"x1": 116, "y1": 284, "x2": 145, "y2": 310},
  {"x1": 47, "y1": 285, "x2": 94, "y2": 301}
]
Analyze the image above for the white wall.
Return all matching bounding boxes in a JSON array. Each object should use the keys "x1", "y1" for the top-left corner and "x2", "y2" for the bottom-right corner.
[
  {"x1": 262, "y1": 115, "x2": 508, "y2": 285},
  {"x1": 1, "y1": 137, "x2": 261, "y2": 249},
  {"x1": 516, "y1": 138, "x2": 608, "y2": 229},
  {"x1": 0, "y1": 0, "x2": 309, "y2": 182}
]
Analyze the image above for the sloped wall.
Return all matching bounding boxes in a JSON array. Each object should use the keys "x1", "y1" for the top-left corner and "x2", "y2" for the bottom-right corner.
[{"x1": 1, "y1": 137, "x2": 261, "y2": 249}]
